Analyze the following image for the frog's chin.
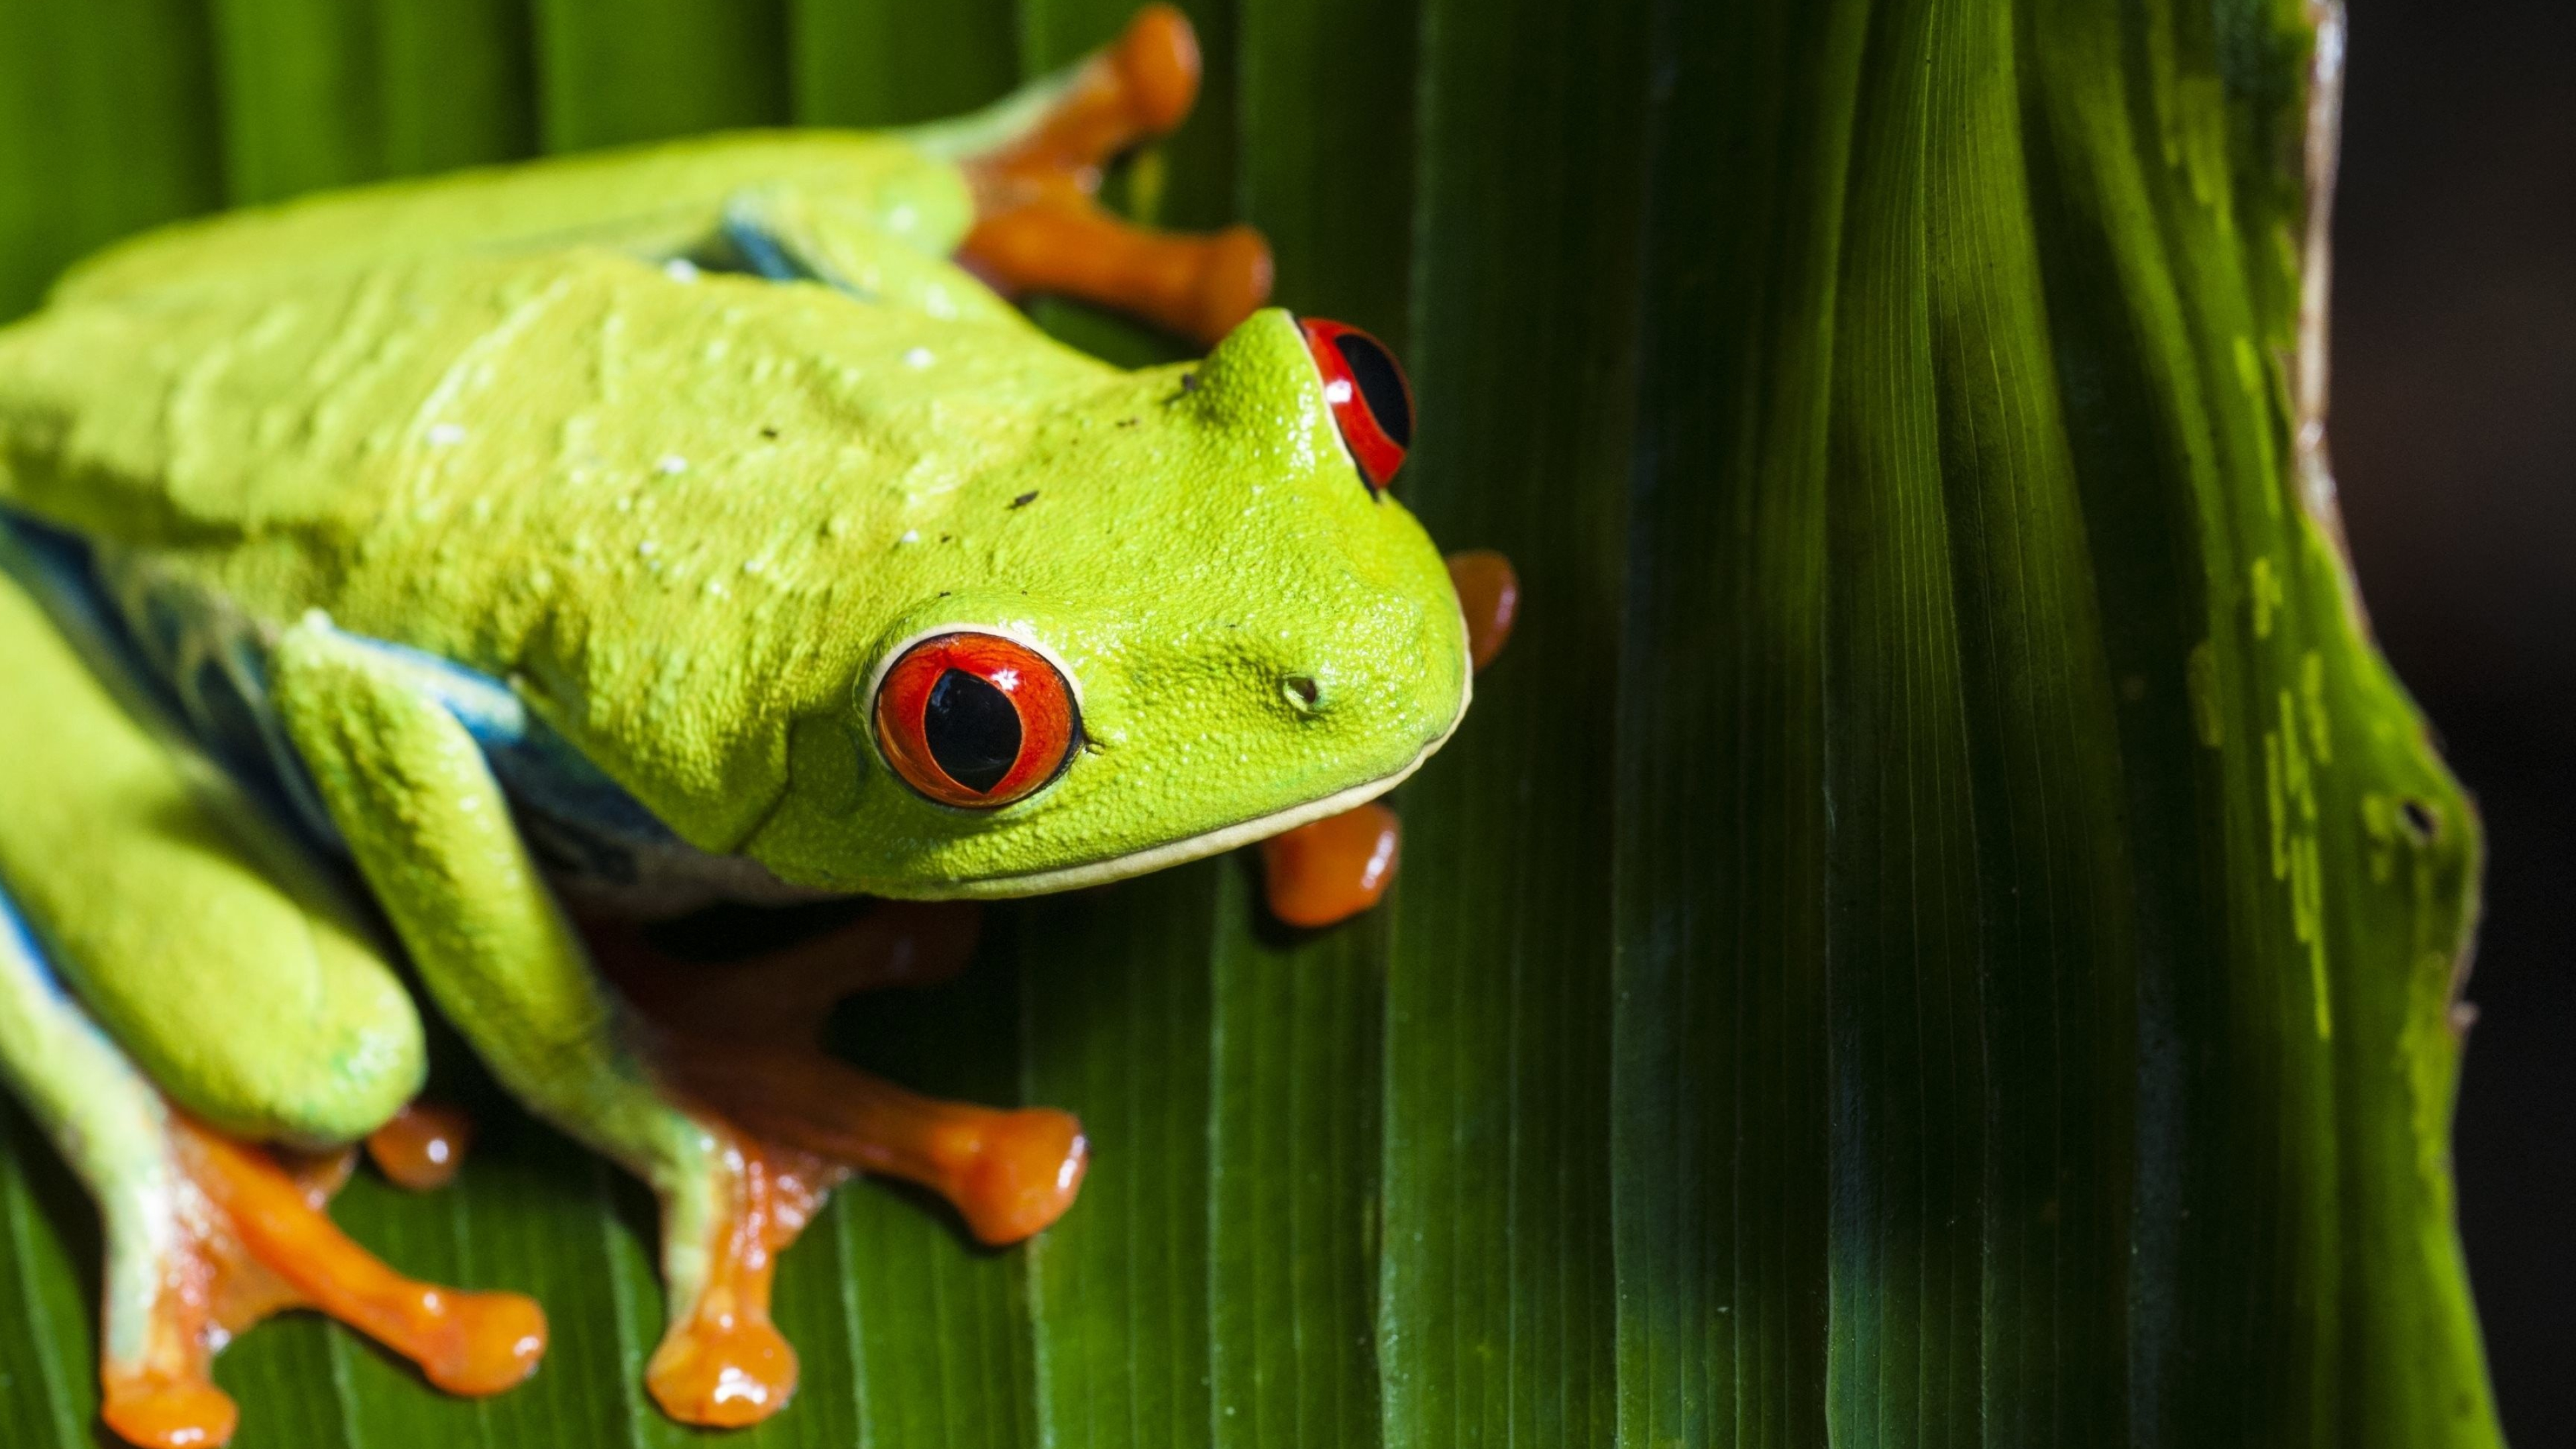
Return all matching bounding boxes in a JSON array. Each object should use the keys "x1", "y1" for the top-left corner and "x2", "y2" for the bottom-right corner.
[
  {"x1": 936, "y1": 738, "x2": 1442, "y2": 900},
  {"x1": 921, "y1": 668, "x2": 1470, "y2": 901}
]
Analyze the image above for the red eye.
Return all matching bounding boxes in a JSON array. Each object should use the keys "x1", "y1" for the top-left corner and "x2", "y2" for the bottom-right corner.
[
  {"x1": 873, "y1": 633, "x2": 1079, "y2": 809},
  {"x1": 1300, "y1": 317, "x2": 1413, "y2": 492}
]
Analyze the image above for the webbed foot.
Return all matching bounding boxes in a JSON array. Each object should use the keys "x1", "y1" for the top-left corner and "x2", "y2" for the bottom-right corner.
[
  {"x1": 955, "y1": 5, "x2": 1273, "y2": 345},
  {"x1": 0, "y1": 846, "x2": 543, "y2": 1449},
  {"x1": 584, "y1": 902, "x2": 1085, "y2": 1428},
  {"x1": 102, "y1": 1114, "x2": 545, "y2": 1449},
  {"x1": 604, "y1": 902, "x2": 1087, "y2": 1247},
  {"x1": 637, "y1": 1128, "x2": 837, "y2": 1428}
]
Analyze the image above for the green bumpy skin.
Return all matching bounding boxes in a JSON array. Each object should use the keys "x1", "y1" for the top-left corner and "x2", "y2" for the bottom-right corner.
[
  {"x1": 0, "y1": 115, "x2": 1468, "y2": 1375},
  {"x1": 0, "y1": 130, "x2": 1470, "y2": 899}
]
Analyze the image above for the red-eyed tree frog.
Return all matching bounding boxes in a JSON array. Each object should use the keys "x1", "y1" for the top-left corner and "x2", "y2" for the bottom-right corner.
[{"x1": 0, "y1": 8, "x2": 1516, "y2": 1445}]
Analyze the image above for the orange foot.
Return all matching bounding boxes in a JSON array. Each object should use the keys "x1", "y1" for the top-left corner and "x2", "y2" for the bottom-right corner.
[
  {"x1": 584, "y1": 902, "x2": 1087, "y2": 1428},
  {"x1": 102, "y1": 1116, "x2": 545, "y2": 1449},
  {"x1": 642, "y1": 1128, "x2": 840, "y2": 1428},
  {"x1": 602, "y1": 902, "x2": 1087, "y2": 1248},
  {"x1": 659, "y1": 1036, "x2": 1086, "y2": 1248},
  {"x1": 957, "y1": 4, "x2": 1273, "y2": 346},
  {"x1": 1261, "y1": 802, "x2": 1402, "y2": 929}
]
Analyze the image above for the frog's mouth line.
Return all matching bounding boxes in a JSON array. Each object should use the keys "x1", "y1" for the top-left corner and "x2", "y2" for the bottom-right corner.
[{"x1": 926, "y1": 663, "x2": 1472, "y2": 901}]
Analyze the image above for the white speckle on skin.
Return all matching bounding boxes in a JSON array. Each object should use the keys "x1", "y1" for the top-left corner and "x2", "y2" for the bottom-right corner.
[
  {"x1": 663, "y1": 258, "x2": 702, "y2": 282},
  {"x1": 904, "y1": 347, "x2": 934, "y2": 370},
  {"x1": 638, "y1": 539, "x2": 659, "y2": 557},
  {"x1": 897, "y1": 529, "x2": 920, "y2": 545},
  {"x1": 427, "y1": 422, "x2": 466, "y2": 446},
  {"x1": 657, "y1": 454, "x2": 689, "y2": 474}
]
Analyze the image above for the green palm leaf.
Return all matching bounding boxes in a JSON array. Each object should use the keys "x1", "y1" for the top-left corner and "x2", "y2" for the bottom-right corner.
[{"x1": 0, "y1": 1, "x2": 2498, "y2": 1445}]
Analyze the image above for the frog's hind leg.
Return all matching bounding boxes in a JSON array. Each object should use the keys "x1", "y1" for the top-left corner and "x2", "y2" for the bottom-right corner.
[
  {"x1": 913, "y1": 4, "x2": 1274, "y2": 346},
  {"x1": 0, "y1": 538, "x2": 426, "y2": 1152},
  {"x1": 267, "y1": 614, "x2": 826, "y2": 1430},
  {"x1": 0, "y1": 553, "x2": 545, "y2": 1446},
  {"x1": 0, "y1": 884, "x2": 547, "y2": 1448}
]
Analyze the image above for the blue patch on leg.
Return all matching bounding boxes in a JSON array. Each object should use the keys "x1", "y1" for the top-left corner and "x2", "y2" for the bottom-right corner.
[
  {"x1": 3, "y1": 511, "x2": 775, "y2": 908},
  {"x1": 0, "y1": 878, "x2": 71, "y2": 1006},
  {"x1": 720, "y1": 203, "x2": 809, "y2": 283}
]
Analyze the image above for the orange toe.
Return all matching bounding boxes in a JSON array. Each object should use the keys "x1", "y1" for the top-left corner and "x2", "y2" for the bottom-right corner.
[
  {"x1": 1185, "y1": 225, "x2": 1276, "y2": 347},
  {"x1": 103, "y1": 1372, "x2": 239, "y2": 1449},
  {"x1": 1260, "y1": 802, "x2": 1402, "y2": 928},
  {"x1": 647, "y1": 1303, "x2": 799, "y2": 1428},
  {"x1": 955, "y1": 3, "x2": 1271, "y2": 345},
  {"x1": 951, "y1": 1109, "x2": 1089, "y2": 1246},
  {"x1": 418, "y1": 1289, "x2": 549, "y2": 1397},
  {"x1": 366, "y1": 1101, "x2": 473, "y2": 1191},
  {"x1": 1113, "y1": 5, "x2": 1201, "y2": 137}
]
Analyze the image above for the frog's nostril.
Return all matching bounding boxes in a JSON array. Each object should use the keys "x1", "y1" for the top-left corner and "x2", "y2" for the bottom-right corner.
[{"x1": 1281, "y1": 674, "x2": 1323, "y2": 713}]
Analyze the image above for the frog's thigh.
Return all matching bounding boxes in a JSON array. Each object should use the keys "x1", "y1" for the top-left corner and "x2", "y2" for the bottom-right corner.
[{"x1": 0, "y1": 568, "x2": 423, "y2": 1148}]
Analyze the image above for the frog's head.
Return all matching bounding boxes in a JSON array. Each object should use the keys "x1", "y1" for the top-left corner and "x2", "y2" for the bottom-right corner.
[{"x1": 744, "y1": 309, "x2": 1470, "y2": 899}]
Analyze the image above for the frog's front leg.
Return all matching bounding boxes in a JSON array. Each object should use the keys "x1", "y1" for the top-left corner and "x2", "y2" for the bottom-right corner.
[
  {"x1": 265, "y1": 614, "x2": 804, "y2": 1424},
  {"x1": 594, "y1": 903, "x2": 1089, "y2": 1247},
  {"x1": 270, "y1": 622, "x2": 1084, "y2": 1424}
]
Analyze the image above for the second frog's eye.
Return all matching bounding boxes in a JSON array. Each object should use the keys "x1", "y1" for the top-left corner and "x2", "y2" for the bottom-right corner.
[
  {"x1": 873, "y1": 633, "x2": 1079, "y2": 809},
  {"x1": 1300, "y1": 317, "x2": 1414, "y2": 493}
]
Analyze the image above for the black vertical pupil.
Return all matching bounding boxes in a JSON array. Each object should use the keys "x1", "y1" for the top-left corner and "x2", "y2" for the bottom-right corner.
[
  {"x1": 1334, "y1": 333, "x2": 1413, "y2": 447},
  {"x1": 923, "y1": 669, "x2": 1022, "y2": 794}
]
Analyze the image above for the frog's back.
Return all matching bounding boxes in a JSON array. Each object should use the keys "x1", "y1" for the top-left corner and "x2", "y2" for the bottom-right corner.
[
  {"x1": 51, "y1": 130, "x2": 973, "y2": 307},
  {"x1": 0, "y1": 128, "x2": 991, "y2": 554},
  {"x1": 0, "y1": 241, "x2": 1106, "y2": 631}
]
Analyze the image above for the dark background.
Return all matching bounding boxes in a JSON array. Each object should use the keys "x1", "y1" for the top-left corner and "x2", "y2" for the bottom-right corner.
[{"x1": 2334, "y1": 0, "x2": 2573, "y2": 1438}]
